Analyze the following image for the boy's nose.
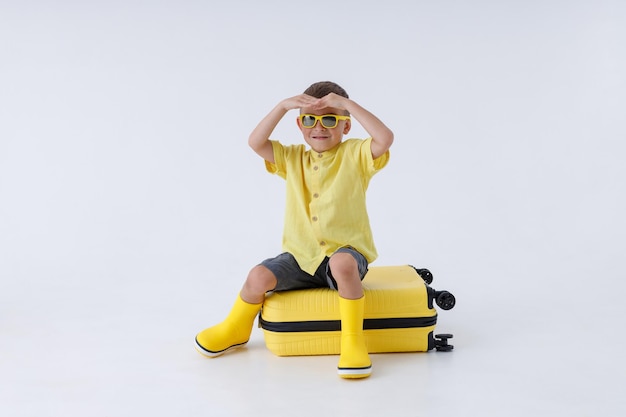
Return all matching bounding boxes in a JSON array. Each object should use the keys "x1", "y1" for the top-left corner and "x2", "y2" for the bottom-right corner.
[{"x1": 312, "y1": 120, "x2": 326, "y2": 130}]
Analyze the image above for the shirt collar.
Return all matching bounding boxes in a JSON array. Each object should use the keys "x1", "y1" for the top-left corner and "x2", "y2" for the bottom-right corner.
[{"x1": 311, "y1": 142, "x2": 342, "y2": 159}]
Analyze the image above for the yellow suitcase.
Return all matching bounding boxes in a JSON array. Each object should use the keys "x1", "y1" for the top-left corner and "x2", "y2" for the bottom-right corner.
[{"x1": 259, "y1": 265, "x2": 455, "y2": 356}]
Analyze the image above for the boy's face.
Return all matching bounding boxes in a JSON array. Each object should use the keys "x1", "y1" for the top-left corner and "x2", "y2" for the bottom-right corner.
[{"x1": 297, "y1": 106, "x2": 351, "y2": 153}]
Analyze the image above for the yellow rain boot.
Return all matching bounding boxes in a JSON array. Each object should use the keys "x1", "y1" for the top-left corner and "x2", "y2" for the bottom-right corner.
[
  {"x1": 195, "y1": 294, "x2": 262, "y2": 357},
  {"x1": 337, "y1": 296, "x2": 372, "y2": 379}
]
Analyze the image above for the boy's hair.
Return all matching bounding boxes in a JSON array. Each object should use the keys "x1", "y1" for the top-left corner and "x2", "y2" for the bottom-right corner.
[
  {"x1": 304, "y1": 81, "x2": 349, "y2": 99},
  {"x1": 304, "y1": 81, "x2": 350, "y2": 115}
]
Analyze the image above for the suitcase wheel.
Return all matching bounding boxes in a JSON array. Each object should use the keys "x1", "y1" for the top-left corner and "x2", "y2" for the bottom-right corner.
[
  {"x1": 412, "y1": 267, "x2": 433, "y2": 284},
  {"x1": 435, "y1": 291, "x2": 456, "y2": 310},
  {"x1": 434, "y1": 333, "x2": 454, "y2": 352}
]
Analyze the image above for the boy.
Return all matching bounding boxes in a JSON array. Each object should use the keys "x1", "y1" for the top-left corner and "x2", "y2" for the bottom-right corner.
[{"x1": 195, "y1": 81, "x2": 393, "y2": 379}]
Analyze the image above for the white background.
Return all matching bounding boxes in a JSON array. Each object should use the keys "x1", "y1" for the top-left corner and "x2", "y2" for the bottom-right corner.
[{"x1": 1, "y1": 1, "x2": 625, "y2": 416}]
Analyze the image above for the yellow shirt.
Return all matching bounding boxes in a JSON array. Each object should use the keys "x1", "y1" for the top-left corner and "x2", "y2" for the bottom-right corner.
[{"x1": 265, "y1": 138, "x2": 390, "y2": 275}]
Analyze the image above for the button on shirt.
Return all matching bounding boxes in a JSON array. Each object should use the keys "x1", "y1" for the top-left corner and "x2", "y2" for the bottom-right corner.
[{"x1": 264, "y1": 138, "x2": 390, "y2": 275}]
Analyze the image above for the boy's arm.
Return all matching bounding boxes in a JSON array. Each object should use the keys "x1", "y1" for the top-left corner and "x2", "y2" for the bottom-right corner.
[
  {"x1": 248, "y1": 94, "x2": 320, "y2": 163},
  {"x1": 315, "y1": 93, "x2": 394, "y2": 159}
]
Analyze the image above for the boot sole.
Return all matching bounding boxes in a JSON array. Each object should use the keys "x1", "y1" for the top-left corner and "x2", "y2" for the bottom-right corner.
[
  {"x1": 195, "y1": 337, "x2": 248, "y2": 358},
  {"x1": 337, "y1": 365, "x2": 372, "y2": 379}
]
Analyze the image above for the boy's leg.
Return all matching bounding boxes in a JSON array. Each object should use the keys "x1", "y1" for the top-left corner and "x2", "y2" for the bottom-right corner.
[
  {"x1": 328, "y1": 250, "x2": 372, "y2": 379},
  {"x1": 328, "y1": 251, "x2": 365, "y2": 299},
  {"x1": 195, "y1": 265, "x2": 276, "y2": 357},
  {"x1": 240, "y1": 265, "x2": 278, "y2": 304}
]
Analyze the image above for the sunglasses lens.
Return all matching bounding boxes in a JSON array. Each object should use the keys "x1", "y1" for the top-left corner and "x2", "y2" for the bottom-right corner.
[
  {"x1": 321, "y1": 116, "x2": 337, "y2": 128},
  {"x1": 301, "y1": 115, "x2": 316, "y2": 127}
]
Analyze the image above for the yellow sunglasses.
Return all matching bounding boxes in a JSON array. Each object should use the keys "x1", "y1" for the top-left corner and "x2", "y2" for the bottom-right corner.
[{"x1": 299, "y1": 114, "x2": 351, "y2": 129}]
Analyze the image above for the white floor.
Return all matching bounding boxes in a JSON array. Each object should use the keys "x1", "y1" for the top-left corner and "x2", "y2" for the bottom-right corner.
[
  {"x1": 2, "y1": 1, "x2": 625, "y2": 416},
  {"x1": 3, "y1": 257, "x2": 624, "y2": 416}
]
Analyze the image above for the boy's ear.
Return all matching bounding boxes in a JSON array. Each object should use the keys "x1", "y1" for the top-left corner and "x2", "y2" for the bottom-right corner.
[{"x1": 343, "y1": 119, "x2": 351, "y2": 135}]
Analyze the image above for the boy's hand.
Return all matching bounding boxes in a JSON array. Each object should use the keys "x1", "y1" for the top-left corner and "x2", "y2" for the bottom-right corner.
[
  {"x1": 281, "y1": 93, "x2": 350, "y2": 112},
  {"x1": 311, "y1": 92, "x2": 350, "y2": 111},
  {"x1": 279, "y1": 94, "x2": 321, "y2": 111}
]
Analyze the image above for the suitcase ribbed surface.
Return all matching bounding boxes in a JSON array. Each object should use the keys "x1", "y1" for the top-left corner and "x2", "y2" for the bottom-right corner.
[{"x1": 260, "y1": 265, "x2": 437, "y2": 356}]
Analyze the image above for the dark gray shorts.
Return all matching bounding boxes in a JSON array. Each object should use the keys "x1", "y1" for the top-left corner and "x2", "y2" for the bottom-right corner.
[{"x1": 260, "y1": 247, "x2": 369, "y2": 292}]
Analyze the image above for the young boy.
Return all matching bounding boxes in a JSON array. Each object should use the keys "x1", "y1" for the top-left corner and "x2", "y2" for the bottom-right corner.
[{"x1": 195, "y1": 81, "x2": 393, "y2": 379}]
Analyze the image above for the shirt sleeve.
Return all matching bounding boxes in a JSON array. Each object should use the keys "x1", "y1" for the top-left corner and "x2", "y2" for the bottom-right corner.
[
  {"x1": 264, "y1": 140, "x2": 287, "y2": 179},
  {"x1": 360, "y1": 138, "x2": 390, "y2": 176}
]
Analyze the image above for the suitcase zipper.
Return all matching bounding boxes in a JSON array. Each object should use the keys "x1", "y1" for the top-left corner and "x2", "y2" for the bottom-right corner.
[{"x1": 259, "y1": 315, "x2": 437, "y2": 333}]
